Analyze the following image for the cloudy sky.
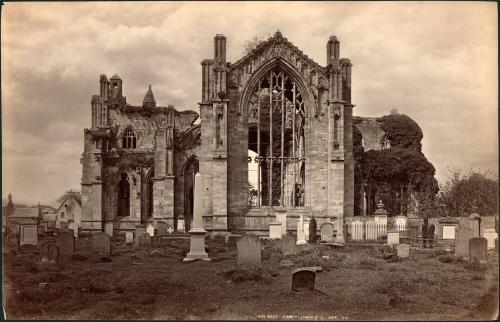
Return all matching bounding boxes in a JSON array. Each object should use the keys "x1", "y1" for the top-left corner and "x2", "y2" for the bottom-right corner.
[{"x1": 2, "y1": 1, "x2": 497, "y2": 205}]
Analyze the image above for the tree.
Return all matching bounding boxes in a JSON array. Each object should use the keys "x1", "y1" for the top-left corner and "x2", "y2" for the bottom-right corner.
[
  {"x1": 379, "y1": 113, "x2": 423, "y2": 151},
  {"x1": 438, "y1": 169, "x2": 498, "y2": 217},
  {"x1": 242, "y1": 36, "x2": 265, "y2": 56}
]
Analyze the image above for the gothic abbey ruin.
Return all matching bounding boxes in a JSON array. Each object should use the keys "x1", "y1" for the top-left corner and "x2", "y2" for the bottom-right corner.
[{"x1": 81, "y1": 31, "x2": 389, "y2": 236}]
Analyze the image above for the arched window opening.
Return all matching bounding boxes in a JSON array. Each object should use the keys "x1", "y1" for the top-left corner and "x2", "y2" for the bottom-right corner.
[
  {"x1": 117, "y1": 172, "x2": 130, "y2": 217},
  {"x1": 183, "y1": 156, "x2": 199, "y2": 231},
  {"x1": 248, "y1": 67, "x2": 306, "y2": 207},
  {"x1": 122, "y1": 128, "x2": 137, "y2": 149},
  {"x1": 333, "y1": 114, "x2": 340, "y2": 150}
]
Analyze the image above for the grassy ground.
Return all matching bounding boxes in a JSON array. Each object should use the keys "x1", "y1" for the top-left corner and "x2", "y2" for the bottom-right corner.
[{"x1": 2, "y1": 236, "x2": 498, "y2": 320}]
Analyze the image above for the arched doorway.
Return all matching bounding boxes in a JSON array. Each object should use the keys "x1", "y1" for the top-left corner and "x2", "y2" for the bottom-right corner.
[
  {"x1": 117, "y1": 172, "x2": 130, "y2": 217},
  {"x1": 247, "y1": 66, "x2": 306, "y2": 207},
  {"x1": 183, "y1": 156, "x2": 199, "y2": 231}
]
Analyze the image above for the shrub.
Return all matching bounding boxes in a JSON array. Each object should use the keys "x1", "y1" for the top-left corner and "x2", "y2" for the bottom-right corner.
[{"x1": 465, "y1": 260, "x2": 487, "y2": 272}]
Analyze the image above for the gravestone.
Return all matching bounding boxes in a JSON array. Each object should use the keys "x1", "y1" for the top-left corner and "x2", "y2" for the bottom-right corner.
[
  {"x1": 351, "y1": 220, "x2": 364, "y2": 241},
  {"x1": 320, "y1": 222, "x2": 335, "y2": 242},
  {"x1": 177, "y1": 217, "x2": 185, "y2": 233},
  {"x1": 146, "y1": 224, "x2": 155, "y2": 237},
  {"x1": 291, "y1": 268, "x2": 316, "y2": 291},
  {"x1": 92, "y1": 232, "x2": 111, "y2": 257},
  {"x1": 139, "y1": 232, "x2": 152, "y2": 247},
  {"x1": 455, "y1": 228, "x2": 474, "y2": 258},
  {"x1": 19, "y1": 224, "x2": 38, "y2": 246},
  {"x1": 56, "y1": 232, "x2": 75, "y2": 257},
  {"x1": 236, "y1": 235, "x2": 261, "y2": 266},
  {"x1": 427, "y1": 225, "x2": 436, "y2": 248},
  {"x1": 135, "y1": 225, "x2": 147, "y2": 243},
  {"x1": 275, "y1": 211, "x2": 287, "y2": 236},
  {"x1": 280, "y1": 235, "x2": 297, "y2": 256},
  {"x1": 469, "y1": 237, "x2": 487, "y2": 264},
  {"x1": 157, "y1": 221, "x2": 169, "y2": 235},
  {"x1": 105, "y1": 222, "x2": 113, "y2": 237},
  {"x1": 394, "y1": 216, "x2": 408, "y2": 231},
  {"x1": 483, "y1": 228, "x2": 497, "y2": 249},
  {"x1": 296, "y1": 215, "x2": 307, "y2": 245},
  {"x1": 365, "y1": 220, "x2": 377, "y2": 240},
  {"x1": 396, "y1": 244, "x2": 410, "y2": 259},
  {"x1": 303, "y1": 218, "x2": 310, "y2": 242},
  {"x1": 387, "y1": 231, "x2": 400, "y2": 245},
  {"x1": 442, "y1": 225, "x2": 456, "y2": 240},
  {"x1": 269, "y1": 221, "x2": 282, "y2": 239},
  {"x1": 125, "y1": 232, "x2": 134, "y2": 244}
]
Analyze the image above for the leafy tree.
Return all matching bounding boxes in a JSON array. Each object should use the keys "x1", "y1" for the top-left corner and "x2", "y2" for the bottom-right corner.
[
  {"x1": 438, "y1": 169, "x2": 498, "y2": 217},
  {"x1": 242, "y1": 36, "x2": 264, "y2": 56},
  {"x1": 379, "y1": 113, "x2": 423, "y2": 151}
]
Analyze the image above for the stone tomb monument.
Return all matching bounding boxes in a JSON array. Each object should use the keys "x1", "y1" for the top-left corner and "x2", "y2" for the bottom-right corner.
[
  {"x1": 455, "y1": 227, "x2": 474, "y2": 258},
  {"x1": 236, "y1": 235, "x2": 261, "y2": 266},
  {"x1": 92, "y1": 232, "x2": 111, "y2": 257},
  {"x1": 469, "y1": 237, "x2": 487, "y2": 264},
  {"x1": 275, "y1": 211, "x2": 287, "y2": 236},
  {"x1": 387, "y1": 231, "x2": 400, "y2": 245},
  {"x1": 469, "y1": 213, "x2": 481, "y2": 237},
  {"x1": 56, "y1": 232, "x2": 75, "y2": 257},
  {"x1": 320, "y1": 222, "x2": 335, "y2": 242},
  {"x1": 291, "y1": 267, "x2": 316, "y2": 291},
  {"x1": 19, "y1": 224, "x2": 38, "y2": 246}
]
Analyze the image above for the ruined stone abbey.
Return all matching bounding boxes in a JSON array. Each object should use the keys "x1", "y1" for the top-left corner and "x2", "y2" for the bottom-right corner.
[{"x1": 81, "y1": 31, "x2": 389, "y2": 235}]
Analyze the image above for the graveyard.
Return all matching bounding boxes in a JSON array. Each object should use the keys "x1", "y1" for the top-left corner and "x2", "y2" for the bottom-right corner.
[{"x1": 3, "y1": 230, "x2": 498, "y2": 320}]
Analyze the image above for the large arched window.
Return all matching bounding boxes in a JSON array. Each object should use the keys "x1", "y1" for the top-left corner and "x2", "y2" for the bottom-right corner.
[
  {"x1": 248, "y1": 67, "x2": 306, "y2": 207},
  {"x1": 122, "y1": 128, "x2": 137, "y2": 149},
  {"x1": 117, "y1": 172, "x2": 130, "y2": 217}
]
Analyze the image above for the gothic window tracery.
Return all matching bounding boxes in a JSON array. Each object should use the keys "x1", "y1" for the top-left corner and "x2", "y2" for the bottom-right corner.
[
  {"x1": 247, "y1": 67, "x2": 306, "y2": 208},
  {"x1": 117, "y1": 172, "x2": 130, "y2": 217},
  {"x1": 122, "y1": 128, "x2": 137, "y2": 149}
]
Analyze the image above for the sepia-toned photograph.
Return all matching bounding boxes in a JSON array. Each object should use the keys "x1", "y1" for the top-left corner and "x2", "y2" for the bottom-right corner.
[{"x1": 1, "y1": 1, "x2": 498, "y2": 320}]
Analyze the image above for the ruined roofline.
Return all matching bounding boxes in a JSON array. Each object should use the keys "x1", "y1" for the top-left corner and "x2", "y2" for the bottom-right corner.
[{"x1": 230, "y1": 30, "x2": 324, "y2": 71}]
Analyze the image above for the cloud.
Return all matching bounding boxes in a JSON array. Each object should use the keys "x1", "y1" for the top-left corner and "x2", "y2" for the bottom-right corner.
[{"x1": 1, "y1": 1, "x2": 497, "y2": 204}]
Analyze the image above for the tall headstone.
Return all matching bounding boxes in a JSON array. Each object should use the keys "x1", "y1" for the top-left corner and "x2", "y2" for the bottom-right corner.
[
  {"x1": 56, "y1": 232, "x2": 75, "y2": 257},
  {"x1": 92, "y1": 232, "x2": 111, "y2": 257},
  {"x1": 177, "y1": 216, "x2": 186, "y2": 233},
  {"x1": 469, "y1": 213, "x2": 481, "y2": 238},
  {"x1": 19, "y1": 224, "x2": 38, "y2": 246},
  {"x1": 469, "y1": 237, "x2": 487, "y2": 264},
  {"x1": 296, "y1": 215, "x2": 307, "y2": 245},
  {"x1": 183, "y1": 173, "x2": 210, "y2": 262},
  {"x1": 146, "y1": 223, "x2": 155, "y2": 237},
  {"x1": 455, "y1": 227, "x2": 474, "y2": 258},
  {"x1": 105, "y1": 222, "x2": 113, "y2": 237},
  {"x1": 275, "y1": 211, "x2": 287, "y2": 236},
  {"x1": 351, "y1": 220, "x2": 364, "y2": 241},
  {"x1": 236, "y1": 235, "x2": 261, "y2": 266},
  {"x1": 280, "y1": 235, "x2": 297, "y2": 256},
  {"x1": 320, "y1": 222, "x2": 335, "y2": 242},
  {"x1": 303, "y1": 218, "x2": 310, "y2": 242},
  {"x1": 291, "y1": 268, "x2": 316, "y2": 291}
]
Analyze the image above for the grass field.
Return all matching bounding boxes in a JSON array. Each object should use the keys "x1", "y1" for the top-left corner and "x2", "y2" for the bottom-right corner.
[{"x1": 3, "y1": 236, "x2": 498, "y2": 320}]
